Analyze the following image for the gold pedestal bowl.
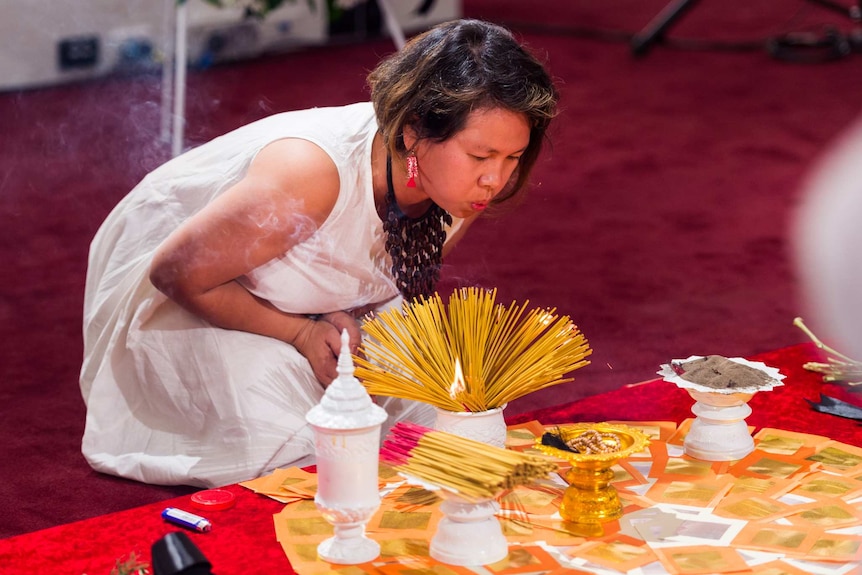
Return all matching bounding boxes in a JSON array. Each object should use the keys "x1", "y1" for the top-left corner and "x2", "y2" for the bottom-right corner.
[{"x1": 535, "y1": 423, "x2": 650, "y2": 525}]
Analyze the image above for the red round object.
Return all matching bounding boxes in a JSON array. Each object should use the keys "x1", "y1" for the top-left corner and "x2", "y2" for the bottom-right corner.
[{"x1": 190, "y1": 489, "x2": 236, "y2": 511}]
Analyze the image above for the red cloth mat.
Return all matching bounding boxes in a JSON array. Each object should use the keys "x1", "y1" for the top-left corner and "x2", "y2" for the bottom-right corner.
[
  {"x1": 1, "y1": 343, "x2": 859, "y2": 574},
  {"x1": 0, "y1": 484, "x2": 288, "y2": 575}
]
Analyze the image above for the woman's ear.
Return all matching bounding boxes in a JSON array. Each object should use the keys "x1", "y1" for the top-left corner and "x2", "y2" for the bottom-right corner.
[{"x1": 402, "y1": 124, "x2": 419, "y2": 152}]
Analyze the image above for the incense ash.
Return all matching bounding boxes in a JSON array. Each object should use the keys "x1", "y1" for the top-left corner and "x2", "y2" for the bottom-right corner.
[{"x1": 673, "y1": 355, "x2": 775, "y2": 390}]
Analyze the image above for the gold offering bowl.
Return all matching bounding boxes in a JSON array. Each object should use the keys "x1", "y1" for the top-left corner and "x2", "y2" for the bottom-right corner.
[{"x1": 534, "y1": 423, "x2": 650, "y2": 525}]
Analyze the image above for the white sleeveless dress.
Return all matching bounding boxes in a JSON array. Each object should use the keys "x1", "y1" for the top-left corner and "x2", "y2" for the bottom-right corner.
[{"x1": 80, "y1": 103, "x2": 455, "y2": 487}]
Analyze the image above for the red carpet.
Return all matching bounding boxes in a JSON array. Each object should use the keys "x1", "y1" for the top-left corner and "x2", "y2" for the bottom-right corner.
[
  {"x1": 2, "y1": 0, "x2": 862, "y2": 539},
  {"x1": 2, "y1": 343, "x2": 860, "y2": 575}
]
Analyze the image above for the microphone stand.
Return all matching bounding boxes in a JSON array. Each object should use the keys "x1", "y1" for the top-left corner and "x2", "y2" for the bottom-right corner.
[
  {"x1": 630, "y1": 0, "x2": 860, "y2": 58},
  {"x1": 630, "y1": 0, "x2": 702, "y2": 57}
]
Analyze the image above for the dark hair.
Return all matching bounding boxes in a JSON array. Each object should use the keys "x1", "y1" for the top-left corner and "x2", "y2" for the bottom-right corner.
[{"x1": 368, "y1": 19, "x2": 559, "y2": 207}]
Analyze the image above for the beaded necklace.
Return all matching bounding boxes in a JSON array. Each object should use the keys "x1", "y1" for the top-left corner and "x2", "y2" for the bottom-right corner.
[{"x1": 383, "y1": 155, "x2": 453, "y2": 302}]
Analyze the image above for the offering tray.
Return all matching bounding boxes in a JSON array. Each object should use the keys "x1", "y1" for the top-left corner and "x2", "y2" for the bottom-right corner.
[
  {"x1": 659, "y1": 355, "x2": 785, "y2": 461},
  {"x1": 534, "y1": 422, "x2": 649, "y2": 525}
]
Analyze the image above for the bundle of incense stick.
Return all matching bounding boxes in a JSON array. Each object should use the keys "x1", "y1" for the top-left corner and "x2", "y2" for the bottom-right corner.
[
  {"x1": 380, "y1": 421, "x2": 558, "y2": 500},
  {"x1": 354, "y1": 287, "x2": 592, "y2": 411},
  {"x1": 795, "y1": 317, "x2": 862, "y2": 385}
]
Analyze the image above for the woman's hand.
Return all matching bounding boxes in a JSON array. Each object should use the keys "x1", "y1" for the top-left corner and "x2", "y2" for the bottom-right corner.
[
  {"x1": 319, "y1": 311, "x2": 362, "y2": 353},
  {"x1": 293, "y1": 312, "x2": 361, "y2": 387}
]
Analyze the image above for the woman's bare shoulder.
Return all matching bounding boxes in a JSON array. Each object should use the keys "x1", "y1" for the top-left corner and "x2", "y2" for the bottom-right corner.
[{"x1": 247, "y1": 138, "x2": 341, "y2": 222}]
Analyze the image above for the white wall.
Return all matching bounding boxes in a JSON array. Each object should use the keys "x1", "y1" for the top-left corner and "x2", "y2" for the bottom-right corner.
[
  {"x1": 0, "y1": 0, "x2": 328, "y2": 91},
  {"x1": 0, "y1": 1, "x2": 463, "y2": 91}
]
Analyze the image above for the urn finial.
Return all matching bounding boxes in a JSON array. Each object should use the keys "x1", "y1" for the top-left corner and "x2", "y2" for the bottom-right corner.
[{"x1": 307, "y1": 329, "x2": 387, "y2": 430}]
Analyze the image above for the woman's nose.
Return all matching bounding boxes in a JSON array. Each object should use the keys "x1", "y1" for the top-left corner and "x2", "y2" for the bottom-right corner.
[{"x1": 478, "y1": 165, "x2": 502, "y2": 191}]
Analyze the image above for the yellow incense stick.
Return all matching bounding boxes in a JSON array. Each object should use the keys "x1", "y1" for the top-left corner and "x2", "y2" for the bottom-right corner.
[
  {"x1": 381, "y1": 422, "x2": 559, "y2": 500},
  {"x1": 354, "y1": 287, "x2": 592, "y2": 411}
]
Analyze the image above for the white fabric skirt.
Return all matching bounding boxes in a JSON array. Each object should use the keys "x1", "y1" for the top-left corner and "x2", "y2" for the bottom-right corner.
[{"x1": 81, "y1": 279, "x2": 432, "y2": 488}]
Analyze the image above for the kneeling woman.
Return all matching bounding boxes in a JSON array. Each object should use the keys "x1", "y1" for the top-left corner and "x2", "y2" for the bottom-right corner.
[{"x1": 80, "y1": 19, "x2": 559, "y2": 487}]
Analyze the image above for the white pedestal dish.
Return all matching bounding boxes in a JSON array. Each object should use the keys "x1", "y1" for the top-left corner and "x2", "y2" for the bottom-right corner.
[
  {"x1": 683, "y1": 390, "x2": 756, "y2": 461},
  {"x1": 430, "y1": 493, "x2": 509, "y2": 566}
]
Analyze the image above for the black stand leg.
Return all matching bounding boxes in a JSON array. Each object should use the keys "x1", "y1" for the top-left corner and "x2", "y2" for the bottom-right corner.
[{"x1": 631, "y1": 0, "x2": 703, "y2": 57}]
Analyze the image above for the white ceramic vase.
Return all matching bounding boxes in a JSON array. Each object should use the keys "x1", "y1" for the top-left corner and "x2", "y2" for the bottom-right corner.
[{"x1": 433, "y1": 404, "x2": 507, "y2": 448}]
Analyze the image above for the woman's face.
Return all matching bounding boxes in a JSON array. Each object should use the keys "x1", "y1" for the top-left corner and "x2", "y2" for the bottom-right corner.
[{"x1": 410, "y1": 107, "x2": 532, "y2": 219}]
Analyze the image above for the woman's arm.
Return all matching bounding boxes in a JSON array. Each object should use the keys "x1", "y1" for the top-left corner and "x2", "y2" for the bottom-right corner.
[{"x1": 149, "y1": 138, "x2": 358, "y2": 386}]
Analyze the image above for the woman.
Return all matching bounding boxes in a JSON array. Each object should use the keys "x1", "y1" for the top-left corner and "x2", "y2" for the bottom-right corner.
[{"x1": 80, "y1": 19, "x2": 559, "y2": 487}]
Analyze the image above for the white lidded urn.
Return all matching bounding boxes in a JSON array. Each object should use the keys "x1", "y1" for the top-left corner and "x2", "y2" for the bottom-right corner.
[{"x1": 306, "y1": 329, "x2": 388, "y2": 564}]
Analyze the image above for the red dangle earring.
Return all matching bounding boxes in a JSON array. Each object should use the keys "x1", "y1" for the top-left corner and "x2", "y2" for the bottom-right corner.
[{"x1": 406, "y1": 152, "x2": 418, "y2": 188}]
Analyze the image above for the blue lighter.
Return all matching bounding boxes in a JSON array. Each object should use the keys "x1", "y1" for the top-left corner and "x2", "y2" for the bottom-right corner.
[{"x1": 161, "y1": 507, "x2": 212, "y2": 532}]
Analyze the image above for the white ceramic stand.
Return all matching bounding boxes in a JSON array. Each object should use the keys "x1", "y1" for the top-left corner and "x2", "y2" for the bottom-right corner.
[
  {"x1": 683, "y1": 391, "x2": 755, "y2": 461},
  {"x1": 315, "y1": 511, "x2": 381, "y2": 564},
  {"x1": 434, "y1": 405, "x2": 507, "y2": 448},
  {"x1": 306, "y1": 330, "x2": 388, "y2": 564},
  {"x1": 430, "y1": 495, "x2": 509, "y2": 566}
]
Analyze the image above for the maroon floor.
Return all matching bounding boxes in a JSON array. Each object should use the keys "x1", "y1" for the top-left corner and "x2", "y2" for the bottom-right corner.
[{"x1": 2, "y1": 0, "x2": 861, "y2": 538}]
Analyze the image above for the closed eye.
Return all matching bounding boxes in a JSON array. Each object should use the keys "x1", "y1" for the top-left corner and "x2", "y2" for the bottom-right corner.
[{"x1": 472, "y1": 155, "x2": 521, "y2": 162}]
